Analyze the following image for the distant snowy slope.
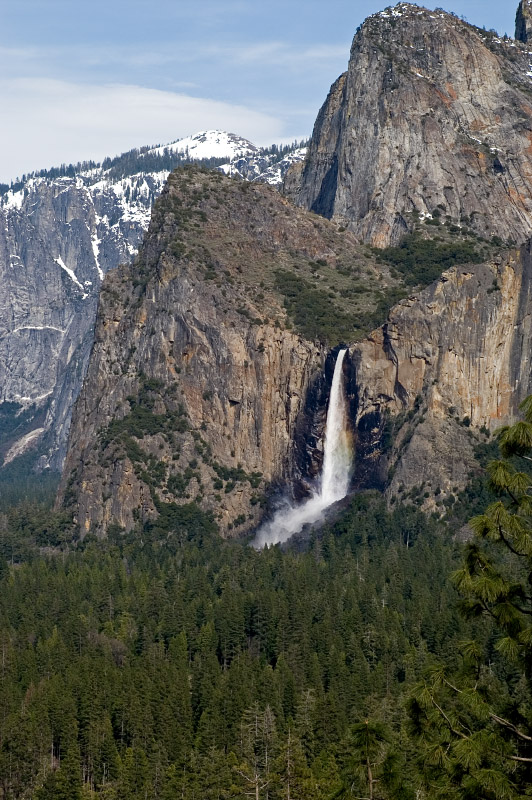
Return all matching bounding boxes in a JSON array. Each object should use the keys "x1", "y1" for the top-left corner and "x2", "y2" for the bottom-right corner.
[
  {"x1": 254, "y1": 147, "x2": 308, "y2": 186},
  {"x1": 0, "y1": 130, "x2": 308, "y2": 474},
  {"x1": 148, "y1": 130, "x2": 258, "y2": 160}
]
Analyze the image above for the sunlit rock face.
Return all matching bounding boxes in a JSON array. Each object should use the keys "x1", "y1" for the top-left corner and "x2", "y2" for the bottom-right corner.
[
  {"x1": 0, "y1": 135, "x2": 307, "y2": 473},
  {"x1": 59, "y1": 168, "x2": 379, "y2": 537},
  {"x1": 349, "y1": 241, "x2": 532, "y2": 508},
  {"x1": 516, "y1": 0, "x2": 532, "y2": 42},
  {"x1": 289, "y1": 3, "x2": 532, "y2": 247}
]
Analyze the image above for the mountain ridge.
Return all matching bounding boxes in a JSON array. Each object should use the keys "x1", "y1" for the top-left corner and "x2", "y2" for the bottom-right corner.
[
  {"x1": 0, "y1": 132, "x2": 307, "y2": 477},
  {"x1": 57, "y1": 1, "x2": 532, "y2": 536}
]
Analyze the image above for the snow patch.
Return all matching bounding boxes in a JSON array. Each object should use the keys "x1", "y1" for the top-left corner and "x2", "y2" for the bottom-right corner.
[
  {"x1": 255, "y1": 148, "x2": 308, "y2": 186},
  {"x1": 54, "y1": 256, "x2": 88, "y2": 296},
  {"x1": 91, "y1": 229, "x2": 103, "y2": 280},
  {"x1": 148, "y1": 130, "x2": 257, "y2": 161},
  {"x1": 12, "y1": 325, "x2": 65, "y2": 334},
  {"x1": 3, "y1": 189, "x2": 25, "y2": 211}
]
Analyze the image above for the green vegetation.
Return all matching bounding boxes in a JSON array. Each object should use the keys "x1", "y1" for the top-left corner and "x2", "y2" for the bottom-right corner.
[
  {"x1": 275, "y1": 269, "x2": 360, "y2": 344},
  {"x1": 212, "y1": 462, "x2": 263, "y2": 489},
  {"x1": 167, "y1": 466, "x2": 200, "y2": 497},
  {"x1": 0, "y1": 402, "x2": 60, "y2": 510},
  {"x1": 0, "y1": 450, "x2": 60, "y2": 511},
  {"x1": 374, "y1": 232, "x2": 485, "y2": 287},
  {"x1": 273, "y1": 228, "x2": 490, "y2": 345},
  {"x1": 407, "y1": 397, "x2": 532, "y2": 798},
  {"x1": 0, "y1": 490, "x2": 467, "y2": 800},
  {"x1": 101, "y1": 399, "x2": 188, "y2": 445},
  {"x1": 2, "y1": 402, "x2": 531, "y2": 798}
]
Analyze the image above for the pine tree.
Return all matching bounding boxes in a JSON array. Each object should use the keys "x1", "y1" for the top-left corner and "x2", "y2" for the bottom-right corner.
[
  {"x1": 119, "y1": 746, "x2": 151, "y2": 800},
  {"x1": 337, "y1": 720, "x2": 405, "y2": 800},
  {"x1": 408, "y1": 397, "x2": 532, "y2": 798},
  {"x1": 274, "y1": 728, "x2": 314, "y2": 800}
]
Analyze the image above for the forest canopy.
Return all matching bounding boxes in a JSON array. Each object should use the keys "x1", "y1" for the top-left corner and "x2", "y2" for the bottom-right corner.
[{"x1": 1, "y1": 407, "x2": 531, "y2": 799}]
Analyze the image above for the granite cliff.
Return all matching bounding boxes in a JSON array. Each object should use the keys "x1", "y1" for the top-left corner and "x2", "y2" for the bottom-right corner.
[
  {"x1": 0, "y1": 134, "x2": 306, "y2": 475},
  {"x1": 61, "y1": 184, "x2": 532, "y2": 532},
  {"x1": 0, "y1": 175, "x2": 147, "y2": 471},
  {"x1": 58, "y1": 167, "x2": 385, "y2": 537},
  {"x1": 349, "y1": 242, "x2": 532, "y2": 509},
  {"x1": 516, "y1": 0, "x2": 532, "y2": 43},
  {"x1": 58, "y1": 2, "x2": 532, "y2": 536},
  {"x1": 288, "y1": 3, "x2": 532, "y2": 246}
]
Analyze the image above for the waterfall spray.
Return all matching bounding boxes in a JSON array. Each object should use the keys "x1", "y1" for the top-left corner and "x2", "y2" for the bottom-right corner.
[{"x1": 253, "y1": 348, "x2": 352, "y2": 548}]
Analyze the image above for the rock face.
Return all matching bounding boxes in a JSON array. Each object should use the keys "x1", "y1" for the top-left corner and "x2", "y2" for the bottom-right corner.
[
  {"x1": 58, "y1": 167, "x2": 376, "y2": 537},
  {"x1": 59, "y1": 166, "x2": 532, "y2": 533},
  {"x1": 516, "y1": 0, "x2": 532, "y2": 42},
  {"x1": 28, "y1": 5, "x2": 532, "y2": 534},
  {"x1": 0, "y1": 135, "x2": 306, "y2": 472},
  {"x1": 290, "y1": 3, "x2": 532, "y2": 246},
  {"x1": 349, "y1": 242, "x2": 532, "y2": 505},
  {"x1": 0, "y1": 174, "x2": 157, "y2": 470}
]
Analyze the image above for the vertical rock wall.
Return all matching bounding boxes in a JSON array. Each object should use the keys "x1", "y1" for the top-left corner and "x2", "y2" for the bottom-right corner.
[
  {"x1": 291, "y1": 3, "x2": 532, "y2": 247},
  {"x1": 349, "y1": 243, "x2": 532, "y2": 504}
]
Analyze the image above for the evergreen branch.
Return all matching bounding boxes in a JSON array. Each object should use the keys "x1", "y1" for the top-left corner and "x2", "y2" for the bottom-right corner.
[
  {"x1": 504, "y1": 487, "x2": 520, "y2": 507},
  {"x1": 497, "y1": 525, "x2": 526, "y2": 559},
  {"x1": 429, "y1": 693, "x2": 470, "y2": 739},
  {"x1": 479, "y1": 598, "x2": 498, "y2": 621},
  {"x1": 513, "y1": 604, "x2": 532, "y2": 616},
  {"x1": 490, "y1": 713, "x2": 532, "y2": 742}
]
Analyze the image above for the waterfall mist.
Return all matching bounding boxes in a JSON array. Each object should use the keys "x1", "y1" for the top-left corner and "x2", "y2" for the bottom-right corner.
[{"x1": 253, "y1": 349, "x2": 352, "y2": 548}]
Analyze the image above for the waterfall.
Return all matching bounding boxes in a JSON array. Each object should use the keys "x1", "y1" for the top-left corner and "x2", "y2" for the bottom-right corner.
[
  {"x1": 319, "y1": 348, "x2": 351, "y2": 505},
  {"x1": 253, "y1": 348, "x2": 352, "y2": 548}
]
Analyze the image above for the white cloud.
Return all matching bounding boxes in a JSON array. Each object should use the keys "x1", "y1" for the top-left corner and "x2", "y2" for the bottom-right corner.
[
  {"x1": 0, "y1": 78, "x2": 286, "y2": 183},
  {"x1": 209, "y1": 41, "x2": 348, "y2": 68},
  {"x1": 0, "y1": 39, "x2": 348, "y2": 74}
]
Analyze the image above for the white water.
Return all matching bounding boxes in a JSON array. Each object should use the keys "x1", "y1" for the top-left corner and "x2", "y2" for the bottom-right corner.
[{"x1": 253, "y1": 349, "x2": 352, "y2": 548}]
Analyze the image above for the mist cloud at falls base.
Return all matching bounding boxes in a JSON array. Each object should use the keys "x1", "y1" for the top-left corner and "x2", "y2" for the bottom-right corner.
[{"x1": 254, "y1": 349, "x2": 352, "y2": 548}]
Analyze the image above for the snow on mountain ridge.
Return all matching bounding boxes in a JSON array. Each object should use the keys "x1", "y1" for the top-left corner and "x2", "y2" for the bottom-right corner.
[
  {"x1": 148, "y1": 130, "x2": 258, "y2": 161},
  {"x1": 0, "y1": 131, "x2": 308, "y2": 471},
  {"x1": 1, "y1": 130, "x2": 307, "y2": 211}
]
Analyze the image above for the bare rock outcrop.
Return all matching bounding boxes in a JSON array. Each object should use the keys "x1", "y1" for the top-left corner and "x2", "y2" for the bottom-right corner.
[
  {"x1": 58, "y1": 168, "x2": 378, "y2": 537},
  {"x1": 0, "y1": 174, "x2": 156, "y2": 470},
  {"x1": 516, "y1": 0, "x2": 532, "y2": 42},
  {"x1": 349, "y1": 242, "x2": 532, "y2": 505},
  {"x1": 290, "y1": 3, "x2": 532, "y2": 246},
  {"x1": 0, "y1": 139, "x2": 307, "y2": 474}
]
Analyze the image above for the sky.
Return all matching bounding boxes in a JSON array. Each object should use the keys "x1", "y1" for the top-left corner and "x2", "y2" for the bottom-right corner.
[{"x1": 0, "y1": 0, "x2": 521, "y2": 184}]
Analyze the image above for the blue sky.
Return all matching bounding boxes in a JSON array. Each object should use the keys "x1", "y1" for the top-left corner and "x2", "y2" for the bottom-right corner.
[{"x1": 0, "y1": 0, "x2": 521, "y2": 183}]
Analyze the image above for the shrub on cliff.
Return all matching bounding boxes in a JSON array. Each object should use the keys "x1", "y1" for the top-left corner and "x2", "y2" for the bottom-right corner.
[{"x1": 375, "y1": 233, "x2": 484, "y2": 287}]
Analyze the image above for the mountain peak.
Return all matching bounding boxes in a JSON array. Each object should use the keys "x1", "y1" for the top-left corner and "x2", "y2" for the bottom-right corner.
[
  {"x1": 516, "y1": 0, "x2": 532, "y2": 42},
  {"x1": 289, "y1": 2, "x2": 532, "y2": 246},
  {"x1": 368, "y1": 3, "x2": 458, "y2": 24},
  {"x1": 147, "y1": 130, "x2": 258, "y2": 161}
]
